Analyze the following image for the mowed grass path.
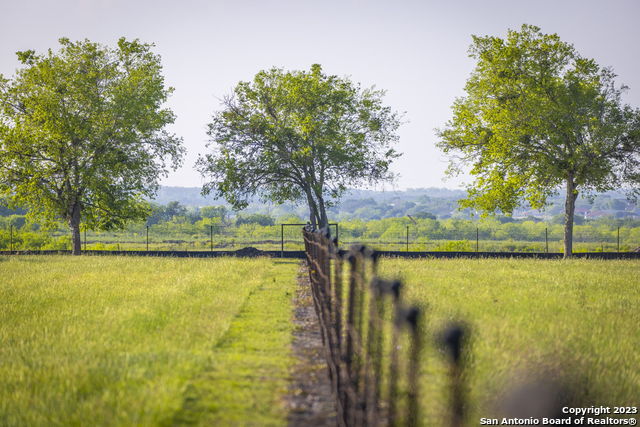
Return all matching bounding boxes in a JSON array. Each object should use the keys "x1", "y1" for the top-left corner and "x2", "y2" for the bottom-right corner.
[
  {"x1": 0, "y1": 256, "x2": 298, "y2": 426},
  {"x1": 379, "y1": 258, "x2": 639, "y2": 425}
]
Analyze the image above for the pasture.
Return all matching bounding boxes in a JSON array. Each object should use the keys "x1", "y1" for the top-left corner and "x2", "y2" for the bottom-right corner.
[
  {"x1": 378, "y1": 258, "x2": 640, "y2": 425},
  {"x1": 1, "y1": 255, "x2": 638, "y2": 426},
  {"x1": 0, "y1": 256, "x2": 298, "y2": 426}
]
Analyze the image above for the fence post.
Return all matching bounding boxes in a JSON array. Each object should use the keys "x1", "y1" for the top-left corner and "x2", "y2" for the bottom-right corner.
[
  {"x1": 345, "y1": 252, "x2": 359, "y2": 425},
  {"x1": 406, "y1": 307, "x2": 422, "y2": 427},
  {"x1": 210, "y1": 225, "x2": 213, "y2": 252},
  {"x1": 84, "y1": 226, "x2": 87, "y2": 252},
  {"x1": 281, "y1": 224, "x2": 284, "y2": 258},
  {"x1": 10, "y1": 224, "x2": 13, "y2": 253},
  {"x1": 442, "y1": 324, "x2": 467, "y2": 427},
  {"x1": 545, "y1": 227, "x2": 548, "y2": 253},
  {"x1": 406, "y1": 225, "x2": 409, "y2": 252},
  {"x1": 146, "y1": 225, "x2": 149, "y2": 251},
  {"x1": 476, "y1": 227, "x2": 479, "y2": 253},
  {"x1": 617, "y1": 226, "x2": 620, "y2": 253}
]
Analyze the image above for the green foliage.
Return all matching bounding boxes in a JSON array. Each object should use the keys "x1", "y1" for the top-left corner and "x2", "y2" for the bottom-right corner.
[
  {"x1": 235, "y1": 213, "x2": 275, "y2": 227},
  {"x1": 0, "y1": 38, "x2": 184, "y2": 252},
  {"x1": 197, "y1": 64, "x2": 402, "y2": 228},
  {"x1": 412, "y1": 211, "x2": 436, "y2": 220},
  {"x1": 200, "y1": 205, "x2": 227, "y2": 220},
  {"x1": 432, "y1": 240, "x2": 473, "y2": 251},
  {"x1": 2, "y1": 207, "x2": 638, "y2": 252},
  {"x1": 147, "y1": 201, "x2": 189, "y2": 225},
  {"x1": 438, "y1": 24, "x2": 640, "y2": 254}
]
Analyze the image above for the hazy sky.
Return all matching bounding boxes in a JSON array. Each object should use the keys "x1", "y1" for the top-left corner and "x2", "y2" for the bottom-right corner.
[{"x1": 2, "y1": 0, "x2": 639, "y2": 190}]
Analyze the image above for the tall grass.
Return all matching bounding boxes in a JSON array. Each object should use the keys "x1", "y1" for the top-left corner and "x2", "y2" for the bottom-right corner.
[
  {"x1": 378, "y1": 258, "x2": 640, "y2": 425},
  {"x1": 0, "y1": 256, "x2": 298, "y2": 426}
]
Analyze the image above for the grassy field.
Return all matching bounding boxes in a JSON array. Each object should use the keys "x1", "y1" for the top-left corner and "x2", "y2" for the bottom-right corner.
[
  {"x1": 378, "y1": 258, "x2": 640, "y2": 425},
  {"x1": 3, "y1": 255, "x2": 638, "y2": 426},
  {"x1": 0, "y1": 256, "x2": 298, "y2": 426}
]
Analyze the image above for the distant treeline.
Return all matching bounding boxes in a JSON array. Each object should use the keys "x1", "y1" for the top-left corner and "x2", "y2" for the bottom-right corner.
[
  {"x1": 148, "y1": 186, "x2": 640, "y2": 221},
  {"x1": 1, "y1": 200, "x2": 639, "y2": 251}
]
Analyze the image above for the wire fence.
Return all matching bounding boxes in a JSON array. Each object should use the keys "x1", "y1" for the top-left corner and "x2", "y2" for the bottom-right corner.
[
  {"x1": 0, "y1": 221, "x2": 638, "y2": 253},
  {"x1": 303, "y1": 227, "x2": 468, "y2": 426}
]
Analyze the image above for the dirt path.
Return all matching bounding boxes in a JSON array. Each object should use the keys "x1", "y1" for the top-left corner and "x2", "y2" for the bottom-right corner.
[{"x1": 285, "y1": 265, "x2": 337, "y2": 426}]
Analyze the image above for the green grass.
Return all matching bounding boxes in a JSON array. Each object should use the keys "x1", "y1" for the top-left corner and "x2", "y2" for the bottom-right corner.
[
  {"x1": 4, "y1": 255, "x2": 638, "y2": 426},
  {"x1": 0, "y1": 256, "x2": 298, "y2": 426},
  {"x1": 378, "y1": 258, "x2": 640, "y2": 425}
]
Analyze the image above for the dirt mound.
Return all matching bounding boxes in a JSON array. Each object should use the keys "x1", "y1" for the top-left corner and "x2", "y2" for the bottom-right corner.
[{"x1": 234, "y1": 246, "x2": 265, "y2": 257}]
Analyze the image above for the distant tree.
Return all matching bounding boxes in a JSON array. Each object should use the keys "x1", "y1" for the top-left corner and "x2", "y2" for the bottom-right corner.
[
  {"x1": 182, "y1": 207, "x2": 201, "y2": 224},
  {"x1": 200, "y1": 205, "x2": 228, "y2": 221},
  {"x1": 146, "y1": 201, "x2": 191, "y2": 225},
  {"x1": 341, "y1": 198, "x2": 378, "y2": 212},
  {"x1": 236, "y1": 214, "x2": 275, "y2": 227},
  {"x1": 145, "y1": 204, "x2": 164, "y2": 226},
  {"x1": 0, "y1": 38, "x2": 184, "y2": 254},
  {"x1": 163, "y1": 201, "x2": 187, "y2": 220},
  {"x1": 413, "y1": 211, "x2": 437, "y2": 220},
  {"x1": 609, "y1": 199, "x2": 628, "y2": 211},
  {"x1": 197, "y1": 64, "x2": 401, "y2": 230},
  {"x1": 438, "y1": 24, "x2": 640, "y2": 256},
  {"x1": 0, "y1": 197, "x2": 26, "y2": 217}
]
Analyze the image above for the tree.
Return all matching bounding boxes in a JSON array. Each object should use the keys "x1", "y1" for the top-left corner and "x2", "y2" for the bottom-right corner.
[
  {"x1": 163, "y1": 201, "x2": 188, "y2": 220},
  {"x1": 437, "y1": 24, "x2": 640, "y2": 256},
  {"x1": 196, "y1": 64, "x2": 401, "y2": 230},
  {"x1": 146, "y1": 201, "x2": 189, "y2": 225},
  {"x1": 0, "y1": 38, "x2": 184, "y2": 254},
  {"x1": 200, "y1": 205, "x2": 228, "y2": 221},
  {"x1": 235, "y1": 214, "x2": 275, "y2": 227}
]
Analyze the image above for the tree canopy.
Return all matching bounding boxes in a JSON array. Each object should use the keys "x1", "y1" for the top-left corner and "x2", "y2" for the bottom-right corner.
[
  {"x1": 437, "y1": 24, "x2": 640, "y2": 256},
  {"x1": 196, "y1": 64, "x2": 401, "y2": 229},
  {"x1": 0, "y1": 37, "x2": 184, "y2": 254}
]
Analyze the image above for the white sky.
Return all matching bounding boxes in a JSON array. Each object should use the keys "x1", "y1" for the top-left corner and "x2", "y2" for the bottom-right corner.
[{"x1": 1, "y1": 0, "x2": 639, "y2": 190}]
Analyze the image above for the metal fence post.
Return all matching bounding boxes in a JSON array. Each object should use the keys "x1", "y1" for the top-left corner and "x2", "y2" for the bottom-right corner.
[
  {"x1": 146, "y1": 225, "x2": 149, "y2": 251},
  {"x1": 281, "y1": 224, "x2": 284, "y2": 258},
  {"x1": 406, "y1": 225, "x2": 409, "y2": 252},
  {"x1": 545, "y1": 227, "x2": 548, "y2": 253},
  {"x1": 210, "y1": 224, "x2": 213, "y2": 252},
  {"x1": 10, "y1": 224, "x2": 13, "y2": 252},
  {"x1": 84, "y1": 226, "x2": 87, "y2": 252},
  {"x1": 476, "y1": 227, "x2": 479, "y2": 253},
  {"x1": 617, "y1": 226, "x2": 620, "y2": 253}
]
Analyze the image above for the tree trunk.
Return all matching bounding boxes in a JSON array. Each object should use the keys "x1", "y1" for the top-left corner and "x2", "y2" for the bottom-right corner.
[
  {"x1": 317, "y1": 197, "x2": 329, "y2": 230},
  {"x1": 312, "y1": 186, "x2": 330, "y2": 230},
  {"x1": 563, "y1": 176, "x2": 578, "y2": 258},
  {"x1": 304, "y1": 189, "x2": 320, "y2": 229},
  {"x1": 68, "y1": 202, "x2": 82, "y2": 255},
  {"x1": 308, "y1": 210, "x2": 317, "y2": 228}
]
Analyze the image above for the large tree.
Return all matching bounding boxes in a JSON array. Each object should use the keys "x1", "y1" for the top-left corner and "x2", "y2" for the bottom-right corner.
[
  {"x1": 0, "y1": 38, "x2": 184, "y2": 254},
  {"x1": 196, "y1": 64, "x2": 401, "y2": 229},
  {"x1": 438, "y1": 24, "x2": 640, "y2": 256}
]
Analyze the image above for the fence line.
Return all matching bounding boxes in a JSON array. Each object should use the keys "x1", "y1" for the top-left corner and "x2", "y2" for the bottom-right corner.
[
  {"x1": 303, "y1": 227, "x2": 472, "y2": 426},
  {"x1": 1, "y1": 221, "x2": 639, "y2": 254}
]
